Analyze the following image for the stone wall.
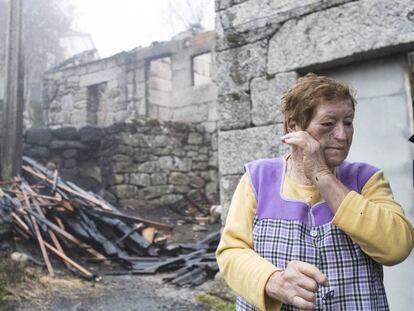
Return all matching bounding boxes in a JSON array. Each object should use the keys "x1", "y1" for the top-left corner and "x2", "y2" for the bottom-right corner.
[
  {"x1": 42, "y1": 31, "x2": 217, "y2": 133},
  {"x1": 215, "y1": 0, "x2": 414, "y2": 215},
  {"x1": 23, "y1": 118, "x2": 218, "y2": 211}
]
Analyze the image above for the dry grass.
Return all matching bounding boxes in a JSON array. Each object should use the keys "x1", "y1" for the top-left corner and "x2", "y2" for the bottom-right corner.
[{"x1": 0, "y1": 255, "x2": 103, "y2": 309}]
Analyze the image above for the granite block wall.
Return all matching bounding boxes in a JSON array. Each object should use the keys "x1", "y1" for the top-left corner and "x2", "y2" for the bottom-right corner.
[{"x1": 23, "y1": 118, "x2": 218, "y2": 211}]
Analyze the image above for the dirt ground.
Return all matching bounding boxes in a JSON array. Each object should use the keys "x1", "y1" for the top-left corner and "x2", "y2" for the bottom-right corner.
[
  {"x1": 2, "y1": 273, "x2": 215, "y2": 311},
  {"x1": 0, "y1": 205, "x2": 224, "y2": 311}
]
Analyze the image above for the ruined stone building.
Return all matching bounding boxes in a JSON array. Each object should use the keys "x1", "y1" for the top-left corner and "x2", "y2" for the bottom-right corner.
[
  {"x1": 42, "y1": 30, "x2": 216, "y2": 132},
  {"x1": 20, "y1": 0, "x2": 414, "y2": 308},
  {"x1": 24, "y1": 30, "x2": 219, "y2": 217}
]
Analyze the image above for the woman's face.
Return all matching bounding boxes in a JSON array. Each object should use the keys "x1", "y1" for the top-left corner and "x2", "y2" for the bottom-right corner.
[{"x1": 305, "y1": 100, "x2": 354, "y2": 168}]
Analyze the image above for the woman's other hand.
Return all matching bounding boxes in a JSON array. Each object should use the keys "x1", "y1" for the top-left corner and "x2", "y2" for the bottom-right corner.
[{"x1": 265, "y1": 260, "x2": 329, "y2": 310}]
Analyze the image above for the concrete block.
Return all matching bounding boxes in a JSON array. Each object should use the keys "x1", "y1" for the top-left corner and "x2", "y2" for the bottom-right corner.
[
  {"x1": 114, "y1": 110, "x2": 129, "y2": 123},
  {"x1": 25, "y1": 128, "x2": 52, "y2": 146},
  {"x1": 215, "y1": 0, "x2": 249, "y2": 11},
  {"x1": 156, "y1": 194, "x2": 185, "y2": 206},
  {"x1": 80, "y1": 67, "x2": 123, "y2": 87},
  {"x1": 169, "y1": 172, "x2": 190, "y2": 185},
  {"x1": 219, "y1": 0, "x2": 353, "y2": 32},
  {"x1": 220, "y1": 0, "x2": 279, "y2": 30},
  {"x1": 215, "y1": 18, "x2": 280, "y2": 51},
  {"x1": 218, "y1": 124, "x2": 283, "y2": 175},
  {"x1": 209, "y1": 151, "x2": 219, "y2": 168},
  {"x1": 139, "y1": 185, "x2": 173, "y2": 200},
  {"x1": 52, "y1": 126, "x2": 79, "y2": 140},
  {"x1": 205, "y1": 181, "x2": 219, "y2": 203},
  {"x1": 149, "y1": 58, "x2": 172, "y2": 77},
  {"x1": 151, "y1": 173, "x2": 168, "y2": 185},
  {"x1": 188, "y1": 132, "x2": 204, "y2": 145},
  {"x1": 208, "y1": 100, "x2": 218, "y2": 122},
  {"x1": 268, "y1": 0, "x2": 414, "y2": 74},
  {"x1": 130, "y1": 173, "x2": 151, "y2": 187},
  {"x1": 218, "y1": 91, "x2": 251, "y2": 130},
  {"x1": 219, "y1": 174, "x2": 242, "y2": 223},
  {"x1": 23, "y1": 146, "x2": 50, "y2": 159},
  {"x1": 112, "y1": 184, "x2": 139, "y2": 199},
  {"x1": 147, "y1": 89, "x2": 172, "y2": 106},
  {"x1": 150, "y1": 134, "x2": 173, "y2": 148},
  {"x1": 138, "y1": 161, "x2": 160, "y2": 173},
  {"x1": 172, "y1": 84, "x2": 217, "y2": 107},
  {"x1": 216, "y1": 40, "x2": 267, "y2": 94},
  {"x1": 200, "y1": 121, "x2": 218, "y2": 133},
  {"x1": 171, "y1": 67, "x2": 192, "y2": 89},
  {"x1": 173, "y1": 157, "x2": 192, "y2": 172},
  {"x1": 158, "y1": 156, "x2": 175, "y2": 170},
  {"x1": 189, "y1": 175, "x2": 206, "y2": 188},
  {"x1": 148, "y1": 76, "x2": 172, "y2": 92},
  {"x1": 251, "y1": 72, "x2": 298, "y2": 126},
  {"x1": 171, "y1": 103, "x2": 209, "y2": 123}
]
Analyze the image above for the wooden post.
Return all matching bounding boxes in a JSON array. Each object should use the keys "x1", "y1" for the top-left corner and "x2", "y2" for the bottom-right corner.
[{"x1": 1, "y1": 0, "x2": 24, "y2": 179}]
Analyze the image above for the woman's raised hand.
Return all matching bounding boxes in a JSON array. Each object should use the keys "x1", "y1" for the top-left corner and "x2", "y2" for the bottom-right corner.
[{"x1": 281, "y1": 131, "x2": 331, "y2": 183}]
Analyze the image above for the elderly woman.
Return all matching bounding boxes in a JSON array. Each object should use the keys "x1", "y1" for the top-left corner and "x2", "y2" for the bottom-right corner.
[{"x1": 216, "y1": 73, "x2": 414, "y2": 310}]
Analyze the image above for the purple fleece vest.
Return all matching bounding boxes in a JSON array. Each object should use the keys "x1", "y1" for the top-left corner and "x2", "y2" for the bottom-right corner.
[{"x1": 246, "y1": 157, "x2": 378, "y2": 224}]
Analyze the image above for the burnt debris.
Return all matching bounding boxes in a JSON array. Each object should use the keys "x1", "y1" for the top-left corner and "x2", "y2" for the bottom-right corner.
[{"x1": 0, "y1": 156, "x2": 219, "y2": 286}]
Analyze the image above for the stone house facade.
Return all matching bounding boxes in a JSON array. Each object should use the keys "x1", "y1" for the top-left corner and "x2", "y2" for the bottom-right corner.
[
  {"x1": 42, "y1": 30, "x2": 217, "y2": 133},
  {"x1": 215, "y1": 0, "x2": 414, "y2": 309}
]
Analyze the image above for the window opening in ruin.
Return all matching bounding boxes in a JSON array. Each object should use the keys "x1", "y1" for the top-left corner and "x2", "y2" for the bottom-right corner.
[
  {"x1": 146, "y1": 56, "x2": 172, "y2": 119},
  {"x1": 87, "y1": 82, "x2": 107, "y2": 125},
  {"x1": 192, "y1": 52, "x2": 212, "y2": 86}
]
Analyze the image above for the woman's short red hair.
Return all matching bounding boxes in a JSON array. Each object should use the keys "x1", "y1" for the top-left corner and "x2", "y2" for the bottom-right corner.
[{"x1": 281, "y1": 73, "x2": 356, "y2": 133}]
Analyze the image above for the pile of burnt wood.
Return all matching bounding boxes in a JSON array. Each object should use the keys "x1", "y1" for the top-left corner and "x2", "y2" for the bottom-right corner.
[{"x1": 0, "y1": 156, "x2": 219, "y2": 286}]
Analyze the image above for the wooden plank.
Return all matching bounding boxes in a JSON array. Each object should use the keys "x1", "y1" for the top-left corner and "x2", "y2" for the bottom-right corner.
[
  {"x1": 22, "y1": 183, "x2": 72, "y2": 271},
  {"x1": 88, "y1": 209, "x2": 173, "y2": 231},
  {"x1": 142, "y1": 227, "x2": 155, "y2": 243},
  {"x1": 24, "y1": 207, "x2": 109, "y2": 263},
  {"x1": 43, "y1": 240, "x2": 94, "y2": 279},
  {"x1": 11, "y1": 212, "x2": 29, "y2": 231},
  {"x1": 21, "y1": 165, "x2": 113, "y2": 211},
  {"x1": 21, "y1": 187, "x2": 54, "y2": 277},
  {"x1": 11, "y1": 212, "x2": 93, "y2": 279},
  {"x1": 30, "y1": 214, "x2": 55, "y2": 277}
]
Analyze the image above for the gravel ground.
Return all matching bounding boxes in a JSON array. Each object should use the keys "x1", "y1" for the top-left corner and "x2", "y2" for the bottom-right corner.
[
  {"x1": 2, "y1": 273, "x2": 213, "y2": 311},
  {"x1": 0, "y1": 204, "x2": 221, "y2": 311},
  {"x1": 0, "y1": 217, "x2": 220, "y2": 310}
]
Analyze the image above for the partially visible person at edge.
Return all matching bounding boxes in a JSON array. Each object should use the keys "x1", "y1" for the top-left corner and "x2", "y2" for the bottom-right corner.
[{"x1": 216, "y1": 73, "x2": 414, "y2": 310}]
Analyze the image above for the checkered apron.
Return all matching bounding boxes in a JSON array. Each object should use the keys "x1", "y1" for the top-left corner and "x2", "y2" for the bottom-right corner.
[{"x1": 236, "y1": 158, "x2": 389, "y2": 311}]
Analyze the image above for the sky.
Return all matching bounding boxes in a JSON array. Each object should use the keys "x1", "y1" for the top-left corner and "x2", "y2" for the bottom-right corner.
[{"x1": 69, "y1": 0, "x2": 215, "y2": 58}]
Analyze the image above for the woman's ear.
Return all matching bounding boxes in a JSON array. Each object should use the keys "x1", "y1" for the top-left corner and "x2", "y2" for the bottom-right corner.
[{"x1": 287, "y1": 119, "x2": 297, "y2": 133}]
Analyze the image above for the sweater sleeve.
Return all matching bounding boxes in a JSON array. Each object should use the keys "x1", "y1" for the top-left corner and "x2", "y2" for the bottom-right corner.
[
  {"x1": 216, "y1": 173, "x2": 282, "y2": 311},
  {"x1": 332, "y1": 170, "x2": 414, "y2": 265}
]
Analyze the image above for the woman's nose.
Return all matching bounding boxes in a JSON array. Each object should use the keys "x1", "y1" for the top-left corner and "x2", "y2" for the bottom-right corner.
[{"x1": 333, "y1": 124, "x2": 347, "y2": 140}]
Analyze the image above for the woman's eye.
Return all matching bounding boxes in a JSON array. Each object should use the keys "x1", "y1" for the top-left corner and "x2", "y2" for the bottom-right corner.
[
  {"x1": 344, "y1": 121, "x2": 353, "y2": 126},
  {"x1": 321, "y1": 122, "x2": 333, "y2": 127}
]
